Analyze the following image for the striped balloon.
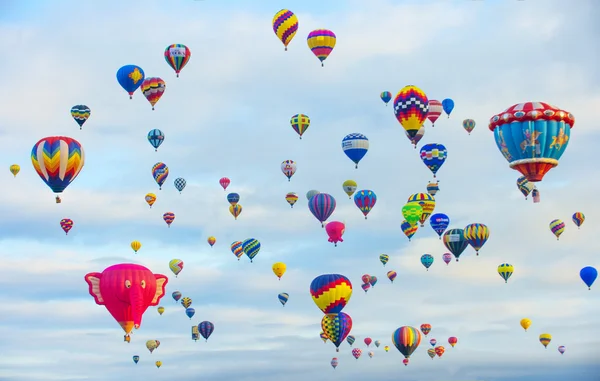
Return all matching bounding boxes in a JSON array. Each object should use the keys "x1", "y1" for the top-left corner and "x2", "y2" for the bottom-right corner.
[
  {"x1": 163, "y1": 212, "x2": 175, "y2": 227},
  {"x1": 401, "y1": 220, "x2": 418, "y2": 241},
  {"x1": 379, "y1": 254, "x2": 389, "y2": 266},
  {"x1": 31, "y1": 136, "x2": 85, "y2": 195},
  {"x1": 152, "y1": 162, "x2": 169, "y2": 190},
  {"x1": 141, "y1": 77, "x2": 166, "y2": 110},
  {"x1": 278, "y1": 292, "x2": 289, "y2": 306},
  {"x1": 346, "y1": 335, "x2": 355, "y2": 346},
  {"x1": 307, "y1": 29, "x2": 336, "y2": 66},
  {"x1": 242, "y1": 238, "x2": 260, "y2": 262},
  {"x1": 426, "y1": 181, "x2": 440, "y2": 196},
  {"x1": 572, "y1": 212, "x2": 585, "y2": 228},
  {"x1": 393, "y1": 85, "x2": 429, "y2": 137},
  {"x1": 70, "y1": 105, "x2": 90, "y2": 129},
  {"x1": 498, "y1": 263, "x2": 514, "y2": 283},
  {"x1": 272, "y1": 9, "x2": 298, "y2": 51},
  {"x1": 387, "y1": 271, "x2": 397, "y2": 283},
  {"x1": 463, "y1": 223, "x2": 490, "y2": 255},
  {"x1": 310, "y1": 274, "x2": 352, "y2": 314},
  {"x1": 380, "y1": 91, "x2": 392, "y2": 105},
  {"x1": 60, "y1": 218, "x2": 73, "y2": 235},
  {"x1": 392, "y1": 326, "x2": 422, "y2": 358},
  {"x1": 285, "y1": 192, "x2": 298, "y2": 208},
  {"x1": 321, "y1": 312, "x2": 352, "y2": 352},
  {"x1": 427, "y1": 100, "x2": 443, "y2": 126},
  {"x1": 147, "y1": 129, "x2": 165, "y2": 151},
  {"x1": 230, "y1": 241, "x2": 244, "y2": 260},
  {"x1": 549, "y1": 219, "x2": 565, "y2": 240},
  {"x1": 198, "y1": 321, "x2": 214, "y2": 341},
  {"x1": 443, "y1": 229, "x2": 469, "y2": 261},
  {"x1": 308, "y1": 193, "x2": 336, "y2": 227},
  {"x1": 164, "y1": 44, "x2": 191, "y2": 77}
]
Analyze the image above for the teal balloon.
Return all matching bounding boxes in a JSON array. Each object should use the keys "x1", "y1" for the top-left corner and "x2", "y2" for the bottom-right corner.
[
  {"x1": 421, "y1": 254, "x2": 434, "y2": 270},
  {"x1": 442, "y1": 228, "x2": 469, "y2": 261}
]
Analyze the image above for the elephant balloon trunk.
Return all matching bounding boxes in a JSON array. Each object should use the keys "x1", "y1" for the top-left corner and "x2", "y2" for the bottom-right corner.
[{"x1": 130, "y1": 289, "x2": 146, "y2": 329}]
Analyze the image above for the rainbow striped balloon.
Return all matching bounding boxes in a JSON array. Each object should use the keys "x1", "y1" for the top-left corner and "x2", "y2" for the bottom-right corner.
[
  {"x1": 572, "y1": 212, "x2": 585, "y2": 228},
  {"x1": 307, "y1": 29, "x2": 336, "y2": 66},
  {"x1": 310, "y1": 274, "x2": 352, "y2": 314},
  {"x1": 164, "y1": 44, "x2": 191, "y2": 77},
  {"x1": 392, "y1": 326, "x2": 422, "y2": 358},
  {"x1": 31, "y1": 136, "x2": 85, "y2": 195}
]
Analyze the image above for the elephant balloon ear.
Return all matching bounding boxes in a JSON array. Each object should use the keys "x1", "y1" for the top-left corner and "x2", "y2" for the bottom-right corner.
[
  {"x1": 84, "y1": 272, "x2": 104, "y2": 304},
  {"x1": 150, "y1": 275, "x2": 169, "y2": 305}
]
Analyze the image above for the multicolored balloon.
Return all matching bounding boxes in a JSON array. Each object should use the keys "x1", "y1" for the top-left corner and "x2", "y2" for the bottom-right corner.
[
  {"x1": 70, "y1": 105, "x2": 90, "y2": 129},
  {"x1": 31, "y1": 136, "x2": 85, "y2": 196},
  {"x1": 331, "y1": 357, "x2": 338, "y2": 369},
  {"x1": 310, "y1": 274, "x2": 352, "y2": 314},
  {"x1": 435, "y1": 346, "x2": 445, "y2": 357},
  {"x1": 393, "y1": 85, "x2": 429, "y2": 138},
  {"x1": 147, "y1": 129, "x2": 165, "y2": 151},
  {"x1": 517, "y1": 176, "x2": 535, "y2": 199},
  {"x1": 549, "y1": 219, "x2": 565, "y2": 240},
  {"x1": 448, "y1": 337, "x2": 458, "y2": 348},
  {"x1": 307, "y1": 29, "x2": 336, "y2": 67},
  {"x1": 230, "y1": 241, "x2": 244, "y2": 260},
  {"x1": 420, "y1": 143, "x2": 447, "y2": 178},
  {"x1": 141, "y1": 77, "x2": 166, "y2": 110},
  {"x1": 392, "y1": 326, "x2": 422, "y2": 359},
  {"x1": 164, "y1": 44, "x2": 191, "y2": 77},
  {"x1": 281, "y1": 160, "x2": 297, "y2": 181},
  {"x1": 427, "y1": 348, "x2": 436, "y2": 359},
  {"x1": 290, "y1": 114, "x2": 310, "y2": 139},
  {"x1": 498, "y1": 263, "x2": 514, "y2": 283},
  {"x1": 380, "y1": 91, "x2": 392, "y2": 106},
  {"x1": 407, "y1": 193, "x2": 436, "y2": 227},
  {"x1": 163, "y1": 212, "x2": 175, "y2": 227},
  {"x1": 443, "y1": 229, "x2": 469, "y2": 261},
  {"x1": 60, "y1": 218, "x2": 73, "y2": 235},
  {"x1": 169, "y1": 259, "x2": 184, "y2": 277},
  {"x1": 207, "y1": 236, "x2": 216, "y2": 247},
  {"x1": 346, "y1": 335, "x2": 355, "y2": 346},
  {"x1": 272, "y1": 10, "x2": 298, "y2": 51},
  {"x1": 539, "y1": 333, "x2": 552, "y2": 348},
  {"x1": 442, "y1": 253, "x2": 452, "y2": 265},
  {"x1": 342, "y1": 179, "x2": 357, "y2": 199},
  {"x1": 489, "y1": 102, "x2": 574, "y2": 182},
  {"x1": 116, "y1": 65, "x2": 145, "y2": 99},
  {"x1": 354, "y1": 190, "x2": 377, "y2": 219},
  {"x1": 558, "y1": 346, "x2": 566, "y2": 355},
  {"x1": 463, "y1": 223, "x2": 490, "y2": 255},
  {"x1": 379, "y1": 254, "x2": 389, "y2": 266},
  {"x1": 429, "y1": 338, "x2": 437, "y2": 347},
  {"x1": 401, "y1": 220, "x2": 418, "y2": 241},
  {"x1": 152, "y1": 162, "x2": 169, "y2": 190},
  {"x1": 387, "y1": 271, "x2": 397, "y2": 283},
  {"x1": 308, "y1": 193, "x2": 336, "y2": 227},
  {"x1": 145, "y1": 193, "x2": 156, "y2": 208},
  {"x1": 285, "y1": 192, "x2": 298, "y2": 208},
  {"x1": 420, "y1": 324, "x2": 431, "y2": 336},
  {"x1": 463, "y1": 119, "x2": 476, "y2": 135},
  {"x1": 322, "y1": 312, "x2": 352, "y2": 352},
  {"x1": 172, "y1": 291, "x2": 182, "y2": 302},
  {"x1": 342, "y1": 133, "x2": 369, "y2": 168},
  {"x1": 181, "y1": 297, "x2": 192, "y2": 308},
  {"x1": 426, "y1": 181, "x2": 439, "y2": 196},
  {"x1": 402, "y1": 203, "x2": 423, "y2": 227},
  {"x1": 278, "y1": 292, "x2": 289, "y2": 306},
  {"x1": 229, "y1": 204, "x2": 242, "y2": 220},
  {"x1": 406, "y1": 126, "x2": 425, "y2": 148},
  {"x1": 242, "y1": 238, "x2": 261, "y2": 262},
  {"x1": 572, "y1": 212, "x2": 585, "y2": 228}
]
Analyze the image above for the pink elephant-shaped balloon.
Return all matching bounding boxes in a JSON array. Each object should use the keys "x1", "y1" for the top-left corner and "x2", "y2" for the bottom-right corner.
[
  {"x1": 84, "y1": 263, "x2": 168, "y2": 339},
  {"x1": 325, "y1": 221, "x2": 345, "y2": 247}
]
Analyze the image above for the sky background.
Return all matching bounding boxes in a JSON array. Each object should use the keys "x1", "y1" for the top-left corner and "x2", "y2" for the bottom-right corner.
[{"x1": 0, "y1": 0, "x2": 599, "y2": 380}]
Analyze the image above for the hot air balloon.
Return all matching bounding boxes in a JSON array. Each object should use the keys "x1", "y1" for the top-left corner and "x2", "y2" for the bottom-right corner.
[
  {"x1": 442, "y1": 253, "x2": 452, "y2": 265},
  {"x1": 430, "y1": 338, "x2": 437, "y2": 347},
  {"x1": 219, "y1": 177, "x2": 230, "y2": 190},
  {"x1": 463, "y1": 223, "x2": 490, "y2": 255},
  {"x1": 185, "y1": 307, "x2": 195, "y2": 319},
  {"x1": 347, "y1": 335, "x2": 355, "y2": 346},
  {"x1": 392, "y1": 326, "x2": 422, "y2": 359},
  {"x1": 9, "y1": 164, "x2": 20, "y2": 177},
  {"x1": 549, "y1": 219, "x2": 565, "y2": 240},
  {"x1": 145, "y1": 193, "x2": 156, "y2": 208},
  {"x1": 402, "y1": 203, "x2": 423, "y2": 227},
  {"x1": 407, "y1": 193, "x2": 435, "y2": 227},
  {"x1": 290, "y1": 114, "x2": 310, "y2": 139},
  {"x1": 281, "y1": 160, "x2": 297, "y2": 181},
  {"x1": 520, "y1": 318, "x2": 531, "y2": 331},
  {"x1": 426, "y1": 181, "x2": 439, "y2": 196},
  {"x1": 272, "y1": 262, "x2": 286, "y2": 280},
  {"x1": 354, "y1": 190, "x2": 377, "y2": 219},
  {"x1": 406, "y1": 126, "x2": 425, "y2": 148},
  {"x1": 325, "y1": 221, "x2": 345, "y2": 246},
  {"x1": 374, "y1": 340, "x2": 381, "y2": 348},
  {"x1": 164, "y1": 44, "x2": 191, "y2": 77},
  {"x1": 71, "y1": 105, "x2": 90, "y2": 129},
  {"x1": 157, "y1": 306, "x2": 164, "y2": 315},
  {"x1": 448, "y1": 337, "x2": 458, "y2": 348},
  {"x1": 84, "y1": 264, "x2": 168, "y2": 341},
  {"x1": 539, "y1": 333, "x2": 552, "y2": 348},
  {"x1": 384, "y1": 346, "x2": 390, "y2": 352},
  {"x1": 310, "y1": 274, "x2": 352, "y2": 314},
  {"x1": 517, "y1": 176, "x2": 535, "y2": 199},
  {"x1": 369, "y1": 276, "x2": 378, "y2": 287},
  {"x1": 152, "y1": 163, "x2": 168, "y2": 190},
  {"x1": 169, "y1": 259, "x2": 184, "y2": 277},
  {"x1": 402, "y1": 358, "x2": 409, "y2": 366},
  {"x1": 421, "y1": 254, "x2": 434, "y2": 271},
  {"x1": 307, "y1": 29, "x2": 336, "y2": 66},
  {"x1": 442, "y1": 98, "x2": 454, "y2": 117},
  {"x1": 420, "y1": 324, "x2": 431, "y2": 336},
  {"x1": 352, "y1": 348, "x2": 362, "y2": 359},
  {"x1": 558, "y1": 346, "x2": 565, "y2": 355},
  {"x1": 435, "y1": 345, "x2": 445, "y2": 357},
  {"x1": 361, "y1": 274, "x2": 371, "y2": 284},
  {"x1": 364, "y1": 337, "x2": 372, "y2": 347},
  {"x1": 31, "y1": 136, "x2": 85, "y2": 198},
  {"x1": 572, "y1": 212, "x2": 585, "y2": 228},
  {"x1": 227, "y1": 193, "x2": 240, "y2": 205},
  {"x1": 231, "y1": 241, "x2": 244, "y2": 260},
  {"x1": 420, "y1": 144, "x2": 447, "y2": 179},
  {"x1": 463, "y1": 119, "x2": 476, "y2": 135},
  {"x1": 155, "y1": 361, "x2": 162, "y2": 368},
  {"x1": 181, "y1": 297, "x2": 192, "y2": 308},
  {"x1": 331, "y1": 357, "x2": 338, "y2": 369},
  {"x1": 401, "y1": 220, "x2": 418, "y2": 241},
  {"x1": 393, "y1": 85, "x2": 429, "y2": 138},
  {"x1": 207, "y1": 236, "x2": 216, "y2": 247},
  {"x1": 229, "y1": 204, "x2": 242, "y2": 220},
  {"x1": 342, "y1": 133, "x2": 369, "y2": 168},
  {"x1": 427, "y1": 100, "x2": 443, "y2": 126},
  {"x1": 133, "y1": 355, "x2": 139, "y2": 364},
  {"x1": 430, "y1": 213, "x2": 450, "y2": 239},
  {"x1": 272, "y1": 10, "x2": 298, "y2": 51},
  {"x1": 172, "y1": 291, "x2": 182, "y2": 302},
  {"x1": 369, "y1": 351, "x2": 375, "y2": 359},
  {"x1": 163, "y1": 212, "x2": 175, "y2": 227},
  {"x1": 489, "y1": 102, "x2": 574, "y2": 182},
  {"x1": 361, "y1": 283, "x2": 370, "y2": 293},
  {"x1": 380, "y1": 91, "x2": 392, "y2": 106},
  {"x1": 580, "y1": 266, "x2": 597, "y2": 290},
  {"x1": 498, "y1": 263, "x2": 514, "y2": 283},
  {"x1": 146, "y1": 339, "x2": 159, "y2": 353},
  {"x1": 60, "y1": 218, "x2": 73, "y2": 235},
  {"x1": 285, "y1": 192, "x2": 298, "y2": 208},
  {"x1": 147, "y1": 129, "x2": 164, "y2": 151},
  {"x1": 443, "y1": 229, "x2": 469, "y2": 261},
  {"x1": 387, "y1": 271, "x2": 397, "y2": 283},
  {"x1": 199, "y1": 321, "x2": 214, "y2": 341},
  {"x1": 242, "y1": 238, "x2": 261, "y2": 263},
  {"x1": 321, "y1": 332, "x2": 328, "y2": 343},
  {"x1": 131, "y1": 240, "x2": 142, "y2": 253},
  {"x1": 174, "y1": 178, "x2": 186, "y2": 193},
  {"x1": 278, "y1": 293, "x2": 289, "y2": 306},
  {"x1": 116, "y1": 65, "x2": 145, "y2": 99},
  {"x1": 306, "y1": 189, "x2": 320, "y2": 200},
  {"x1": 427, "y1": 348, "x2": 436, "y2": 359},
  {"x1": 308, "y1": 193, "x2": 336, "y2": 227},
  {"x1": 322, "y1": 312, "x2": 352, "y2": 352},
  {"x1": 379, "y1": 254, "x2": 389, "y2": 266},
  {"x1": 342, "y1": 180, "x2": 357, "y2": 199},
  {"x1": 141, "y1": 77, "x2": 166, "y2": 110}
]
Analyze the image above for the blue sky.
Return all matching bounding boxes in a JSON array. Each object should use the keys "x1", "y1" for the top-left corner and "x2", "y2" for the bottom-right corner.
[{"x1": 0, "y1": 0, "x2": 599, "y2": 380}]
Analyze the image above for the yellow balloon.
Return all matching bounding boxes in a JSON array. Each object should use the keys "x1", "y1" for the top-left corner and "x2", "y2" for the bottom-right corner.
[
  {"x1": 9, "y1": 164, "x2": 20, "y2": 177},
  {"x1": 384, "y1": 345, "x2": 390, "y2": 352},
  {"x1": 520, "y1": 318, "x2": 531, "y2": 331},
  {"x1": 131, "y1": 240, "x2": 142, "y2": 253},
  {"x1": 157, "y1": 306, "x2": 165, "y2": 315},
  {"x1": 155, "y1": 361, "x2": 162, "y2": 368},
  {"x1": 539, "y1": 333, "x2": 552, "y2": 348},
  {"x1": 342, "y1": 180, "x2": 357, "y2": 199},
  {"x1": 145, "y1": 193, "x2": 156, "y2": 208},
  {"x1": 272, "y1": 262, "x2": 287, "y2": 280},
  {"x1": 229, "y1": 204, "x2": 242, "y2": 220}
]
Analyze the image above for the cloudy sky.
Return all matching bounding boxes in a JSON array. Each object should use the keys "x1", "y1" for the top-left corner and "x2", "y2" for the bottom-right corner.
[{"x1": 0, "y1": 0, "x2": 598, "y2": 380}]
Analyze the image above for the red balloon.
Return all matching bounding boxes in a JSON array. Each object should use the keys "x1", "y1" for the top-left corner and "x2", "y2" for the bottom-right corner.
[
  {"x1": 364, "y1": 337, "x2": 372, "y2": 347},
  {"x1": 219, "y1": 177, "x2": 230, "y2": 190},
  {"x1": 84, "y1": 263, "x2": 168, "y2": 340},
  {"x1": 325, "y1": 221, "x2": 345, "y2": 246}
]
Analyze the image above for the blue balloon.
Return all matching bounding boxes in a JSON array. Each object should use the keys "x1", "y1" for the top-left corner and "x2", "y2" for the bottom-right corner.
[
  {"x1": 133, "y1": 355, "x2": 140, "y2": 364},
  {"x1": 278, "y1": 292, "x2": 289, "y2": 306},
  {"x1": 342, "y1": 133, "x2": 369, "y2": 168},
  {"x1": 147, "y1": 129, "x2": 164, "y2": 151},
  {"x1": 420, "y1": 143, "x2": 447, "y2": 177},
  {"x1": 580, "y1": 266, "x2": 597, "y2": 290},
  {"x1": 421, "y1": 254, "x2": 434, "y2": 270},
  {"x1": 185, "y1": 307, "x2": 195, "y2": 319},
  {"x1": 227, "y1": 192, "x2": 240, "y2": 205},
  {"x1": 116, "y1": 64, "x2": 145, "y2": 99},
  {"x1": 430, "y1": 213, "x2": 450, "y2": 238},
  {"x1": 441, "y1": 98, "x2": 454, "y2": 117},
  {"x1": 174, "y1": 178, "x2": 186, "y2": 193}
]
